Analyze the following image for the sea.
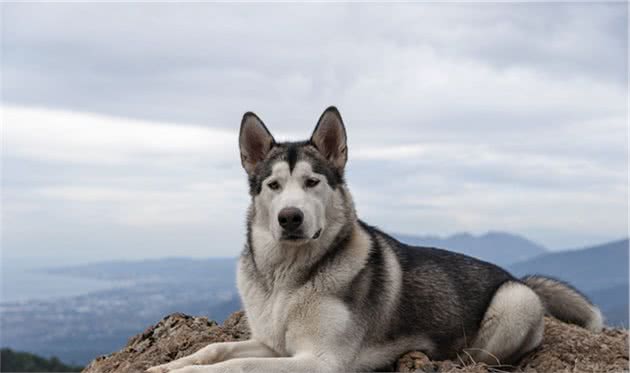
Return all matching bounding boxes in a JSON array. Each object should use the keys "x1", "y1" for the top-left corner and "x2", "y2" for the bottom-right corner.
[{"x1": 1, "y1": 257, "x2": 121, "y2": 303}]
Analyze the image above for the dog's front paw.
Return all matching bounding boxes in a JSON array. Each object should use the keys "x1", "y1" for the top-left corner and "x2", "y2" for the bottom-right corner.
[
  {"x1": 146, "y1": 365, "x2": 169, "y2": 373},
  {"x1": 146, "y1": 361, "x2": 190, "y2": 373},
  {"x1": 169, "y1": 366, "x2": 214, "y2": 373}
]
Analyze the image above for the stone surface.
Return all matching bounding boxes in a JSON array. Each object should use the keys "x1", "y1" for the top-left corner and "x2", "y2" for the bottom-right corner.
[
  {"x1": 82, "y1": 312, "x2": 249, "y2": 373},
  {"x1": 83, "y1": 313, "x2": 628, "y2": 373}
]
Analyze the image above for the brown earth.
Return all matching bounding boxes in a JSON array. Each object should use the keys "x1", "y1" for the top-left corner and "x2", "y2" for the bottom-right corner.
[{"x1": 83, "y1": 312, "x2": 628, "y2": 373}]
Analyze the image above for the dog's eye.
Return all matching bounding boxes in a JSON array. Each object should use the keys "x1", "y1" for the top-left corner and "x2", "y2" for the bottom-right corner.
[
  {"x1": 305, "y1": 178, "x2": 320, "y2": 188},
  {"x1": 267, "y1": 181, "x2": 280, "y2": 191}
]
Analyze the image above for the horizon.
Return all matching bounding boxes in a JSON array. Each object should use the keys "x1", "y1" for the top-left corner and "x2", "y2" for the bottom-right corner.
[{"x1": 3, "y1": 232, "x2": 628, "y2": 267}]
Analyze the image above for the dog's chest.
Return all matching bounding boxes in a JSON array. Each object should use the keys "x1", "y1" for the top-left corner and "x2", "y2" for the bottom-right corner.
[{"x1": 240, "y1": 282, "x2": 300, "y2": 355}]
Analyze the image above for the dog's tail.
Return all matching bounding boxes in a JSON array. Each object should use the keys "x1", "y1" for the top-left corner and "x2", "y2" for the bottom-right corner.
[{"x1": 522, "y1": 275, "x2": 603, "y2": 333}]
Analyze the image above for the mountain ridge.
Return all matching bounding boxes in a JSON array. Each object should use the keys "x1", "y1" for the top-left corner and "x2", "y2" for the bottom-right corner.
[
  {"x1": 508, "y1": 238, "x2": 629, "y2": 327},
  {"x1": 508, "y1": 238, "x2": 629, "y2": 292},
  {"x1": 395, "y1": 230, "x2": 548, "y2": 266}
]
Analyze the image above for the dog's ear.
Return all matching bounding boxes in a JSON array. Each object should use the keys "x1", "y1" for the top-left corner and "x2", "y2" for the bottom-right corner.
[
  {"x1": 310, "y1": 106, "x2": 347, "y2": 170},
  {"x1": 239, "y1": 112, "x2": 275, "y2": 174}
]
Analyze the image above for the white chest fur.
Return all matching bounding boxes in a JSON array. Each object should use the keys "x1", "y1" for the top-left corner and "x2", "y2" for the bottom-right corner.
[
  {"x1": 237, "y1": 264, "x2": 297, "y2": 356},
  {"x1": 236, "y1": 222, "x2": 373, "y2": 357}
]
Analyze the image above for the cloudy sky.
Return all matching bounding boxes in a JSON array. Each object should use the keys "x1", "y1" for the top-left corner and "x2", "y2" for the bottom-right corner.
[{"x1": 2, "y1": 2, "x2": 628, "y2": 262}]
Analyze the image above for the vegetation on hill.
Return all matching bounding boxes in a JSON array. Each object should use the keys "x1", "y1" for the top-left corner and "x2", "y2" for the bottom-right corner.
[{"x1": 0, "y1": 348, "x2": 82, "y2": 372}]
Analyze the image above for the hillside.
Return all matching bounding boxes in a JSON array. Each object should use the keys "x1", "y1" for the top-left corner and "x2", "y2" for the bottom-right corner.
[
  {"x1": 589, "y1": 284, "x2": 630, "y2": 327},
  {"x1": 509, "y1": 239, "x2": 629, "y2": 291},
  {"x1": 396, "y1": 231, "x2": 547, "y2": 266},
  {"x1": 82, "y1": 311, "x2": 628, "y2": 373},
  {"x1": 0, "y1": 348, "x2": 82, "y2": 372}
]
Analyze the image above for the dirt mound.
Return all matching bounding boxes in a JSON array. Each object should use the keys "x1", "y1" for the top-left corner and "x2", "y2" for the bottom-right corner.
[
  {"x1": 83, "y1": 313, "x2": 627, "y2": 373},
  {"x1": 83, "y1": 312, "x2": 249, "y2": 373}
]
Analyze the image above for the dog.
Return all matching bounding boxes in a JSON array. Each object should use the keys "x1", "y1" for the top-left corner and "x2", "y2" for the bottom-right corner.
[{"x1": 148, "y1": 107, "x2": 603, "y2": 373}]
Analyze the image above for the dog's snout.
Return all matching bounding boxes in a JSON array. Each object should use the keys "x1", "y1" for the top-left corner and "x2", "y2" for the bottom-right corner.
[{"x1": 278, "y1": 207, "x2": 304, "y2": 232}]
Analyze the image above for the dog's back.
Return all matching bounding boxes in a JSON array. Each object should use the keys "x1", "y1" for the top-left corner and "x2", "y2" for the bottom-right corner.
[
  {"x1": 389, "y1": 235, "x2": 515, "y2": 357},
  {"x1": 344, "y1": 222, "x2": 516, "y2": 363}
]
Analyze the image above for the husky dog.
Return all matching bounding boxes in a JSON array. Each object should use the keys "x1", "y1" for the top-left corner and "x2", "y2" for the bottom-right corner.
[{"x1": 148, "y1": 107, "x2": 603, "y2": 373}]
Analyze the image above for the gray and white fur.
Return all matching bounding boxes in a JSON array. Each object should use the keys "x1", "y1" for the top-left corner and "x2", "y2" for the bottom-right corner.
[{"x1": 148, "y1": 107, "x2": 603, "y2": 373}]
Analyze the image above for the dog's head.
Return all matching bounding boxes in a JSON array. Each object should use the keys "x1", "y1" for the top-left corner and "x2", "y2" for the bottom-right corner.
[{"x1": 239, "y1": 107, "x2": 350, "y2": 246}]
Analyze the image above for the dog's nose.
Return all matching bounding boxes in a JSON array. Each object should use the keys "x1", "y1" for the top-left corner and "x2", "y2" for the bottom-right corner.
[{"x1": 278, "y1": 207, "x2": 304, "y2": 232}]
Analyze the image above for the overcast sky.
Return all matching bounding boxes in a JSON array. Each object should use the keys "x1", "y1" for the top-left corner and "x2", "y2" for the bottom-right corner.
[{"x1": 2, "y1": 2, "x2": 628, "y2": 262}]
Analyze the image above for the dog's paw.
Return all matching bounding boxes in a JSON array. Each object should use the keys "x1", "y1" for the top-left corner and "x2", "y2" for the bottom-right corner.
[
  {"x1": 169, "y1": 367, "x2": 211, "y2": 373},
  {"x1": 146, "y1": 363, "x2": 182, "y2": 373},
  {"x1": 145, "y1": 366, "x2": 168, "y2": 373}
]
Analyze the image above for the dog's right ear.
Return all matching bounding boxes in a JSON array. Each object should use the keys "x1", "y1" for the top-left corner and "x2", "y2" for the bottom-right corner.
[
  {"x1": 239, "y1": 112, "x2": 275, "y2": 174},
  {"x1": 310, "y1": 106, "x2": 347, "y2": 171}
]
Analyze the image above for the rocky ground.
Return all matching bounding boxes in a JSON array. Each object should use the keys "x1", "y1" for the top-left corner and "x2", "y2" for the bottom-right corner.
[{"x1": 83, "y1": 312, "x2": 628, "y2": 373}]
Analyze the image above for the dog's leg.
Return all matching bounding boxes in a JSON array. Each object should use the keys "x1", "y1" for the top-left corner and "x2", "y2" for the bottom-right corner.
[
  {"x1": 168, "y1": 355, "x2": 337, "y2": 373},
  {"x1": 465, "y1": 281, "x2": 544, "y2": 366},
  {"x1": 167, "y1": 297, "x2": 361, "y2": 373},
  {"x1": 146, "y1": 339, "x2": 278, "y2": 373}
]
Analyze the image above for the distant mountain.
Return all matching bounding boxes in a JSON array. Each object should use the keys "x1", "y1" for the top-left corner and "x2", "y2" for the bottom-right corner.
[
  {"x1": 588, "y1": 284, "x2": 629, "y2": 328},
  {"x1": 509, "y1": 239, "x2": 629, "y2": 327},
  {"x1": 508, "y1": 239, "x2": 629, "y2": 292},
  {"x1": 395, "y1": 231, "x2": 548, "y2": 266}
]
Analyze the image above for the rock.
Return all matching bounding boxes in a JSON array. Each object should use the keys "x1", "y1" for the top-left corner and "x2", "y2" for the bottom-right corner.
[
  {"x1": 83, "y1": 313, "x2": 628, "y2": 373},
  {"x1": 397, "y1": 350, "x2": 434, "y2": 372},
  {"x1": 82, "y1": 312, "x2": 249, "y2": 373}
]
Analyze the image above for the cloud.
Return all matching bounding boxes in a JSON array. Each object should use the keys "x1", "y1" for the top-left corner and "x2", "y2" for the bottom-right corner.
[
  {"x1": 1, "y1": 3, "x2": 627, "y2": 260},
  {"x1": 3, "y1": 102, "x2": 627, "y2": 261},
  {"x1": 2, "y1": 106, "x2": 249, "y2": 259},
  {"x1": 4, "y1": 106, "x2": 237, "y2": 165},
  {"x1": 2, "y1": 3, "x2": 626, "y2": 127}
]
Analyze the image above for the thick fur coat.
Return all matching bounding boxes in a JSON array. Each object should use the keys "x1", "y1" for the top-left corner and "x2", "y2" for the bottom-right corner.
[{"x1": 148, "y1": 107, "x2": 602, "y2": 373}]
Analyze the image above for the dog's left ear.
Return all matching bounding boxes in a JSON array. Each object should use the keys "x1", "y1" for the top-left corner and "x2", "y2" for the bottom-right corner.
[{"x1": 310, "y1": 106, "x2": 347, "y2": 170}]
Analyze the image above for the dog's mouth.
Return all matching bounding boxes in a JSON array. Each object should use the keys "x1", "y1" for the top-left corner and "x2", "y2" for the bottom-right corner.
[
  {"x1": 282, "y1": 234, "x2": 306, "y2": 241},
  {"x1": 281, "y1": 229, "x2": 322, "y2": 242},
  {"x1": 312, "y1": 229, "x2": 322, "y2": 239}
]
